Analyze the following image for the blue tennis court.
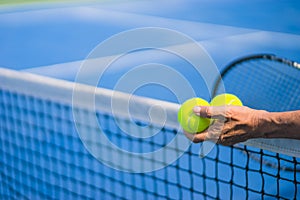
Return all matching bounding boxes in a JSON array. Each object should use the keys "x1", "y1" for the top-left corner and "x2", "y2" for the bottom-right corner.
[{"x1": 1, "y1": 1, "x2": 300, "y2": 199}]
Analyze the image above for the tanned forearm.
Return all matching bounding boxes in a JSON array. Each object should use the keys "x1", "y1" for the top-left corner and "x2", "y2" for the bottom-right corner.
[
  {"x1": 260, "y1": 110, "x2": 300, "y2": 139},
  {"x1": 184, "y1": 106, "x2": 300, "y2": 146}
]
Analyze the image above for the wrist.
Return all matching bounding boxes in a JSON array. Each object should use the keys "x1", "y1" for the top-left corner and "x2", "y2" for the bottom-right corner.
[
  {"x1": 259, "y1": 111, "x2": 288, "y2": 138},
  {"x1": 254, "y1": 110, "x2": 272, "y2": 138}
]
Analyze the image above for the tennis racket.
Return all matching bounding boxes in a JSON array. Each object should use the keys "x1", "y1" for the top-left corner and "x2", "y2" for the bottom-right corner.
[{"x1": 212, "y1": 54, "x2": 300, "y2": 172}]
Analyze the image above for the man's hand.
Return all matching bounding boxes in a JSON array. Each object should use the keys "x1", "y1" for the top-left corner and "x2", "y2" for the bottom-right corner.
[{"x1": 184, "y1": 106, "x2": 268, "y2": 146}]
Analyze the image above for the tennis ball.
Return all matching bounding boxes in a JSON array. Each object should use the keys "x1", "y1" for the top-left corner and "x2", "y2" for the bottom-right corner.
[
  {"x1": 210, "y1": 93, "x2": 243, "y2": 106},
  {"x1": 178, "y1": 98, "x2": 211, "y2": 133}
]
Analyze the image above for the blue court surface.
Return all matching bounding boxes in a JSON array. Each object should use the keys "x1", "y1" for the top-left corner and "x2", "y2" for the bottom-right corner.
[
  {"x1": 1, "y1": 1, "x2": 300, "y2": 199},
  {"x1": 1, "y1": 0, "x2": 300, "y2": 100}
]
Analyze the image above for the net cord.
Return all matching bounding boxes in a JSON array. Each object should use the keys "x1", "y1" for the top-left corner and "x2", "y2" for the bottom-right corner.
[{"x1": 0, "y1": 67, "x2": 180, "y2": 130}]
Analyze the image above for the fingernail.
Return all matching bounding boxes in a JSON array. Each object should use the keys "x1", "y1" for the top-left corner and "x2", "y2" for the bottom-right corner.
[{"x1": 193, "y1": 106, "x2": 201, "y2": 115}]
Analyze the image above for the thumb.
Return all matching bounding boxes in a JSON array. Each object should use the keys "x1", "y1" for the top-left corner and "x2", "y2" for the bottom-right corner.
[{"x1": 193, "y1": 106, "x2": 228, "y2": 120}]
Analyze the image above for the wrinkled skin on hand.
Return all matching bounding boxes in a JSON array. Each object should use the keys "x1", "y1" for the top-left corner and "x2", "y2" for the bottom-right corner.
[{"x1": 184, "y1": 106, "x2": 268, "y2": 146}]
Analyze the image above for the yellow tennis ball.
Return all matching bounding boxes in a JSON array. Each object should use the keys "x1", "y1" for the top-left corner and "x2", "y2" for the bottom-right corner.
[
  {"x1": 178, "y1": 98, "x2": 211, "y2": 133},
  {"x1": 210, "y1": 93, "x2": 243, "y2": 106}
]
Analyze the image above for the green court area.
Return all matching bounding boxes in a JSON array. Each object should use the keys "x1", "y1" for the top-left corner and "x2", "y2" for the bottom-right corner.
[
  {"x1": 0, "y1": 0, "x2": 60, "y2": 5},
  {"x1": 0, "y1": 0, "x2": 103, "y2": 6}
]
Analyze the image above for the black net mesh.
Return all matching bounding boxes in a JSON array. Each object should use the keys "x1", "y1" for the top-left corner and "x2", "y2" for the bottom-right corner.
[{"x1": 1, "y1": 55, "x2": 300, "y2": 199}]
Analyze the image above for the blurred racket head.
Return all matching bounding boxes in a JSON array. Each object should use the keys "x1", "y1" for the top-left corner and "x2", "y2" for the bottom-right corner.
[{"x1": 212, "y1": 54, "x2": 300, "y2": 172}]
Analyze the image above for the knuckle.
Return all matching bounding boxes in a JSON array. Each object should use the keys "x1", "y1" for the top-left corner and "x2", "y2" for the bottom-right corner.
[{"x1": 205, "y1": 107, "x2": 213, "y2": 118}]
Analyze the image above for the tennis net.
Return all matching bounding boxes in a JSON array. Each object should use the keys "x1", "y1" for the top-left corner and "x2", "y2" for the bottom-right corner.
[{"x1": 1, "y1": 66, "x2": 300, "y2": 200}]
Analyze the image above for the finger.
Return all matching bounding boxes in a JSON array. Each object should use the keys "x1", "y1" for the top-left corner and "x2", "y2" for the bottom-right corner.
[
  {"x1": 184, "y1": 131, "x2": 207, "y2": 143},
  {"x1": 205, "y1": 120, "x2": 224, "y2": 141},
  {"x1": 193, "y1": 106, "x2": 230, "y2": 120},
  {"x1": 218, "y1": 124, "x2": 252, "y2": 146},
  {"x1": 193, "y1": 106, "x2": 210, "y2": 118},
  {"x1": 221, "y1": 121, "x2": 236, "y2": 135},
  {"x1": 221, "y1": 128, "x2": 249, "y2": 145},
  {"x1": 184, "y1": 120, "x2": 225, "y2": 143},
  {"x1": 218, "y1": 133, "x2": 246, "y2": 146}
]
